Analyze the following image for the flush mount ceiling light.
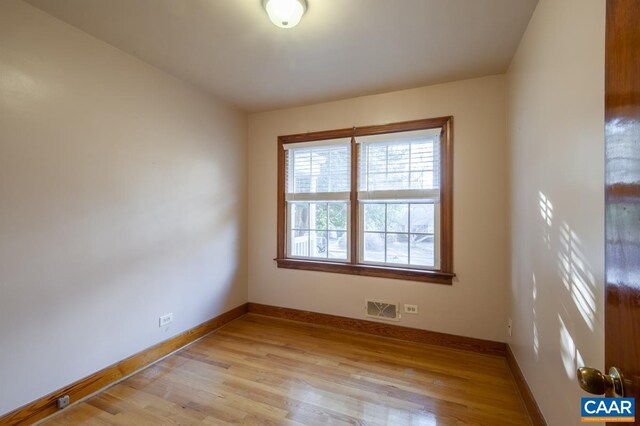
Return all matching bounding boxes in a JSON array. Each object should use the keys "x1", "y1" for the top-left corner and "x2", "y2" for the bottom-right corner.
[{"x1": 263, "y1": 0, "x2": 307, "y2": 29}]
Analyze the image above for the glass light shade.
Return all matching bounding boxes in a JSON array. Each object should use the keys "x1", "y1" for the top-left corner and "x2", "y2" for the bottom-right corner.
[{"x1": 263, "y1": 0, "x2": 306, "y2": 29}]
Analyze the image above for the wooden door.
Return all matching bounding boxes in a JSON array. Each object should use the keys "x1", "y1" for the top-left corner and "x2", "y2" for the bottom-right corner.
[{"x1": 605, "y1": 0, "x2": 640, "y2": 420}]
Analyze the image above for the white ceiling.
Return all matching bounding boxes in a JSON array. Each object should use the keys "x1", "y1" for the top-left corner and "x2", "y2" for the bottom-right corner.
[{"x1": 26, "y1": 0, "x2": 538, "y2": 112}]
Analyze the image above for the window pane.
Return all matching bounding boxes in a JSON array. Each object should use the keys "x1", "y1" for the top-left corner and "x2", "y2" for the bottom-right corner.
[
  {"x1": 410, "y1": 170, "x2": 434, "y2": 190},
  {"x1": 329, "y1": 148, "x2": 351, "y2": 192},
  {"x1": 410, "y1": 141, "x2": 436, "y2": 189},
  {"x1": 410, "y1": 142, "x2": 432, "y2": 171},
  {"x1": 386, "y1": 233, "x2": 408, "y2": 264},
  {"x1": 289, "y1": 201, "x2": 349, "y2": 261},
  {"x1": 383, "y1": 172, "x2": 409, "y2": 190},
  {"x1": 410, "y1": 203, "x2": 435, "y2": 234},
  {"x1": 328, "y1": 230, "x2": 348, "y2": 260},
  {"x1": 387, "y1": 204, "x2": 408, "y2": 232},
  {"x1": 363, "y1": 232, "x2": 385, "y2": 263},
  {"x1": 388, "y1": 144, "x2": 410, "y2": 172},
  {"x1": 312, "y1": 203, "x2": 328, "y2": 230},
  {"x1": 410, "y1": 234, "x2": 434, "y2": 267},
  {"x1": 311, "y1": 230, "x2": 328, "y2": 258},
  {"x1": 311, "y1": 150, "x2": 330, "y2": 192},
  {"x1": 328, "y1": 203, "x2": 347, "y2": 230},
  {"x1": 291, "y1": 203, "x2": 309, "y2": 229},
  {"x1": 292, "y1": 150, "x2": 311, "y2": 192},
  {"x1": 364, "y1": 203, "x2": 385, "y2": 232},
  {"x1": 366, "y1": 145, "x2": 387, "y2": 174},
  {"x1": 290, "y1": 230, "x2": 309, "y2": 257}
]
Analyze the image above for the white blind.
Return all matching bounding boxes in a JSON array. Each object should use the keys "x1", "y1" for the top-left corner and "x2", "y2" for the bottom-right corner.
[
  {"x1": 357, "y1": 129, "x2": 441, "y2": 200},
  {"x1": 285, "y1": 139, "x2": 351, "y2": 201}
]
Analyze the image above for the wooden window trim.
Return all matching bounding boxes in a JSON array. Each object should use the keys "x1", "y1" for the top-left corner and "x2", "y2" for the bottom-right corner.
[{"x1": 276, "y1": 116, "x2": 454, "y2": 285}]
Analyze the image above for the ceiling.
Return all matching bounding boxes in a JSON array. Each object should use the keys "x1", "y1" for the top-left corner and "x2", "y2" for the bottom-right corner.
[{"x1": 26, "y1": 0, "x2": 538, "y2": 112}]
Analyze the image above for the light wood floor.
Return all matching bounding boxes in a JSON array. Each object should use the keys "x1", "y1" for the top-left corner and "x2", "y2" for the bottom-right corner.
[{"x1": 41, "y1": 314, "x2": 530, "y2": 425}]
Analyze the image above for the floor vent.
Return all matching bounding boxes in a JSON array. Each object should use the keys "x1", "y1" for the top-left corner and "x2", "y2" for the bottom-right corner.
[{"x1": 365, "y1": 300, "x2": 400, "y2": 321}]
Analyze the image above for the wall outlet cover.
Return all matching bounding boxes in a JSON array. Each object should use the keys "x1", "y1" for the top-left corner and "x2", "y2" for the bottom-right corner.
[
  {"x1": 57, "y1": 395, "x2": 70, "y2": 409},
  {"x1": 159, "y1": 313, "x2": 173, "y2": 327},
  {"x1": 404, "y1": 304, "x2": 419, "y2": 314}
]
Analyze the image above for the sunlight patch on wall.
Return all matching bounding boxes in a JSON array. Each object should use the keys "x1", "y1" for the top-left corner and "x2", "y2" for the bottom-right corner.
[
  {"x1": 532, "y1": 273, "x2": 539, "y2": 357},
  {"x1": 559, "y1": 315, "x2": 584, "y2": 380},
  {"x1": 539, "y1": 191, "x2": 554, "y2": 248},
  {"x1": 533, "y1": 319, "x2": 539, "y2": 357},
  {"x1": 558, "y1": 221, "x2": 596, "y2": 331}
]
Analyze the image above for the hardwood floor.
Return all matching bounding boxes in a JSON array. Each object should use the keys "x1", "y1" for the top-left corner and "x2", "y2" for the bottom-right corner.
[{"x1": 40, "y1": 314, "x2": 530, "y2": 425}]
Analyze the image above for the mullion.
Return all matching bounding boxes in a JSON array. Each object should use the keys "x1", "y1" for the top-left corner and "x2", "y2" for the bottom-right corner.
[
  {"x1": 363, "y1": 231, "x2": 432, "y2": 236},
  {"x1": 350, "y1": 138, "x2": 358, "y2": 264},
  {"x1": 324, "y1": 202, "x2": 329, "y2": 259},
  {"x1": 385, "y1": 144, "x2": 389, "y2": 179},
  {"x1": 384, "y1": 203, "x2": 388, "y2": 263},
  {"x1": 326, "y1": 202, "x2": 330, "y2": 235},
  {"x1": 307, "y1": 224, "x2": 311, "y2": 256},
  {"x1": 307, "y1": 199, "x2": 311, "y2": 257},
  {"x1": 408, "y1": 203, "x2": 411, "y2": 264},
  {"x1": 366, "y1": 170, "x2": 432, "y2": 175},
  {"x1": 328, "y1": 150, "x2": 332, "y2": 192}
]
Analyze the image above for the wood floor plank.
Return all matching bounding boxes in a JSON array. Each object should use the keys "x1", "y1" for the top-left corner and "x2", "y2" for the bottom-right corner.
[{"x1": 40, "y1": 314, "x2": 530, "y2": 425}]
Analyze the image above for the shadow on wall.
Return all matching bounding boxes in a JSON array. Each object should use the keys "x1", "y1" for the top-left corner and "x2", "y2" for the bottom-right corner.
[
  {"x1": 0, "y1": 172, "x2": 244, "y2": 405},
  {"x1": 2, "y1": 183, "x2": 242, "y2": 305}
]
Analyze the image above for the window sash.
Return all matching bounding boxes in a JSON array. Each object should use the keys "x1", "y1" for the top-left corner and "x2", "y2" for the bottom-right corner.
[
  {"x1": 286, "y1": 201, "x2": 351, "y2": 262},
  {"x1": 358, "y1": 201, "x2": 440, "y2": 270}
]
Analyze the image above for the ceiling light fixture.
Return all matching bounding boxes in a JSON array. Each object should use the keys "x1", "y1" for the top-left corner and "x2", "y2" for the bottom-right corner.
[{"x1": 263, "y1": 0, "x2": 306, "y2": 29}]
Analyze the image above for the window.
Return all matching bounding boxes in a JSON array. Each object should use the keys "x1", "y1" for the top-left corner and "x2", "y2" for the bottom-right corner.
[{"x1": 276, "y1": 117, "x2": 454, "y2": 284}]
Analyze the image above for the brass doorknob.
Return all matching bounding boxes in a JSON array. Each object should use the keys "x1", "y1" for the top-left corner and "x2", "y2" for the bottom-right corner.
[{"x1": 577, "y1": 366, "x2": 625, "y2": 397}]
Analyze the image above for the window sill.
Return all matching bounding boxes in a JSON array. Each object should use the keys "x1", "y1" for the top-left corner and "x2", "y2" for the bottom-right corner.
[{"x1": 274, "y1": 258, "x2": 455, "y2": 285}]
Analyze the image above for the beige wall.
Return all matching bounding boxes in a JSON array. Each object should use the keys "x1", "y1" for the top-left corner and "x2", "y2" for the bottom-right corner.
[
  {"x1": 248, "y1": 75, "x2": 509, "y2": 342},
  {"x1": 507, "y1": 0, "x2": 605, "y2": 424},
  {"x1": 0, "y1": 0, "x2": 247, "y2": 415}
]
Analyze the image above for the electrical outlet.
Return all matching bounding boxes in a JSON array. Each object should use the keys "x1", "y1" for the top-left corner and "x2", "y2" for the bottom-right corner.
[
  {"x1": 57, "y1": 395, "x2": 70, "y2": 409},
  {"x1": 404, "y1": 304, "x2": 418, "y2": 314},
  {"x1": 507, "y1": 318, "x2": 513, "y2": 337},
  {"x1": 159, "y1": 313, "x2": 173, "y2": 327}
]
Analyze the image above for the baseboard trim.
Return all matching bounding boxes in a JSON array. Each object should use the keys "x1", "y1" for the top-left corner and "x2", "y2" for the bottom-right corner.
[
  {"x1": 0, "y1": 303, "x2": 248, "y2": 426},
  {"x1": 247, "y1": 303, "x2": 506, "y2": 357},
  {"x1": 506, "y1": 344, "x2": 547, "y2": 426}
]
